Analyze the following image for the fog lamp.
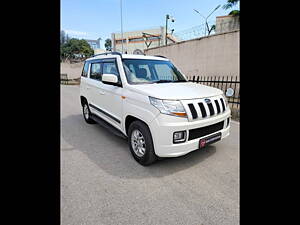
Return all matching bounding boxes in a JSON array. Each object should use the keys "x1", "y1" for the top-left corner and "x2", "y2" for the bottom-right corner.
[{"x1": 173, "y1": 131, "x2": 187, "y2": 143}]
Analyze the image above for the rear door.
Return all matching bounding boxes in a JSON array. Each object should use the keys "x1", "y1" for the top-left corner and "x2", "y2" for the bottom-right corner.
[
  {"x1": 87, "y1": 59, "x2": 103, "y2": 110},
  {"x1": 80, "y1": 61, "x2": 91, "y2": 101}
]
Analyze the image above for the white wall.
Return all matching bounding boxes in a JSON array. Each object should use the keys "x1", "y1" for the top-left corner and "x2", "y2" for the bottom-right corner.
[
  {"x1": 144, "y1": 30, "x2": 239, "y2": 78},
  {"x1": 216, "y1": 15, "x2": 240, "y2": 34}
]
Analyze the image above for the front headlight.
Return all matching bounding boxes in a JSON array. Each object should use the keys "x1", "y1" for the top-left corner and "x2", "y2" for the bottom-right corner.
[{"x1": 149, "y1": 97, "x2": 187, "y2": 117}]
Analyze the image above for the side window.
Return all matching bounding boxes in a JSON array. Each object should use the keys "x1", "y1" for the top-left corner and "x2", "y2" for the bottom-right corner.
[
  {"x1": 103, "y1": 62, "x2": 119, "y2": 77},
  {"x1": 90, "y1": 63, "x2": 102, "y2": 81},
  {"x1": 81, "y1": 62, "x2": 89, "y2": 77}
]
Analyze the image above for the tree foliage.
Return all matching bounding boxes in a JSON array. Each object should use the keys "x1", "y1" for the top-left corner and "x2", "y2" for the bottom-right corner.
[
  {"x1": 223, "y1": 0, "x2": 239, "y2": 10},
  {"x1": 61, "y1": 38, "x2": 94, "y2": 59},
  {"x1": 229, "y1": 10, "x2": 240, "y2": 16},
  {"x1": 105, "y1": 38, "x2": 112, "y2": 51},
  {"x1": 223, "y1": 0, "x2": 240, "y2": 16}
]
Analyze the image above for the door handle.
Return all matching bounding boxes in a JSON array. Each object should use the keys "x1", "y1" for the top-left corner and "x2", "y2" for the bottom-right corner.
[{"x1": 99, "y1": 91, "x2": 105, "y2": 95}]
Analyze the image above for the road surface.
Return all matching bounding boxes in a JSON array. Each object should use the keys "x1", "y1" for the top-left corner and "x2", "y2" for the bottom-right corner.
[{"x1": 61, "y1": 85, "x2": 239, "y2": 225}]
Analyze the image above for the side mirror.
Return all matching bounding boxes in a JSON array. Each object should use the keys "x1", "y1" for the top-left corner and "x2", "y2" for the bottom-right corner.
[
  {"x1": 226, "y1": 88, "x2": 234, "y2": 97},
  {"x1": 102, "y1": 74, "x2": 118, "y2": 85}
]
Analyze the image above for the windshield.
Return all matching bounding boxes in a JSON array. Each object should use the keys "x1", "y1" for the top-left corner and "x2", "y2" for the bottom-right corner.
[{"x1": 122, "y1": 59, "x2": 188, "y2": 84}]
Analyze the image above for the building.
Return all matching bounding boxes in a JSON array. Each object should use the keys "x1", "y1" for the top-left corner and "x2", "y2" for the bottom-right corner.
[
  {"x1": 215, "y1": 15, "x2": 240, "y2": 34},
  {"x1": 111, "y1": 27, "x2": 179, "y2": 54},
  {"x1": 85, "y1": 38, "x2": 102, "y2": 50},
  {"x1": 94, "y1": 48, "x2": 106, "y2": 55},
  {"x1": 84, "y1": 38, "x2": 106, "y2": 55}
]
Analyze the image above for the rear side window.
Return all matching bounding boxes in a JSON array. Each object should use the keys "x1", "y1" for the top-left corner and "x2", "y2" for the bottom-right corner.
[
  {"x1": 81, "y1": 62, "x2": 89, "y2": 77},
  {"x1": 90, "y1": 63, "x2": 102, "y2": 81}
]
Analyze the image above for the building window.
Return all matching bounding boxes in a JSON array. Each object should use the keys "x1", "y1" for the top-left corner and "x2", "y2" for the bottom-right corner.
[{"x1": 115, "y1": 39, "x2": 126, "y2": 44}]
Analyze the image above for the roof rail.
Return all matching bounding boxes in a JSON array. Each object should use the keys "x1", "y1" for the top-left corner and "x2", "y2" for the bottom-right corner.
[
  {"x1": 154, "y1": 55, "x2": 167, "y2": 58},
  {"x1": 92, "y1": 52, "x2": 123, "y2": 58}
]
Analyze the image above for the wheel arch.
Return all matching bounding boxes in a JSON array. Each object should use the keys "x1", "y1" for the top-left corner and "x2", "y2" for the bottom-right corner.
[
  {"x1": 80, "y1": 96, "x2": 88, "y2": 107},
  {"x1": 125, "y1": 115, "x2": 150, "y2": 136}
]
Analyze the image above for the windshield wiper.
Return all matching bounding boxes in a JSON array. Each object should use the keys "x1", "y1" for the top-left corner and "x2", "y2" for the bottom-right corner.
[
  {"x1": 153, "y1": 80, "x2": 174, "y2": 83},
  {"x1": 172, "y1": 80, "x2": 187, "y2": 82},
  {"x1": 153, "y1": 80, "x2": 187, "y2": 83}
]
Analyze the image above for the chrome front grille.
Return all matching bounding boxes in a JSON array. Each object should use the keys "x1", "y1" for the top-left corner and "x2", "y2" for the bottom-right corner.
[{"x1": 182, "y1": 96, "x2": 227, "y2": 121}]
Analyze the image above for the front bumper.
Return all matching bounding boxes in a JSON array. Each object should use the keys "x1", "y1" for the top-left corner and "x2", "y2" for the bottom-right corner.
[{"x1": 149, "y1": 109, "x2": 231, "y2": 157}]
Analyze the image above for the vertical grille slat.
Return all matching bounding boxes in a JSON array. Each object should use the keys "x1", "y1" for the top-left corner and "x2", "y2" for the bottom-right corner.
[
  {"x1": 198, "y1": 103, "x2": 207, "y2": 118},
  {"x1": 186, "y1": 96, "x2": 226, "y2": 120},
  {"x1": 214, "y1": 100, "x2": 221, "y2": 114},
  {"x1": 220, "y1": 98, "x2": 226, "y2": 112},
  {"x1": 207, "y1": 103, "x2": 215, "y2": 116},
  {"x1": 188, "y1": 103, "x2": 198, "y2": 119}
]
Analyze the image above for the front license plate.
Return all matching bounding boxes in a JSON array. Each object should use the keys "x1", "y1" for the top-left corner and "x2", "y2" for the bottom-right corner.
[{"x1": 199, "y1": 132, "x2": 222, "y2": 148}]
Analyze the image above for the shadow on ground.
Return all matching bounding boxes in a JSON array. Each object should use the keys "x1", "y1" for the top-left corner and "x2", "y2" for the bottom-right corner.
[{"x1": 61, "y1": 114, "x2": 216, "y2": 179}]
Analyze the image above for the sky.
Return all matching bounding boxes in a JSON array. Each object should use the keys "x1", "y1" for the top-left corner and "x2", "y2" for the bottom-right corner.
[{"x1": 61, "y1": 0, "x2": 239, "y2": 49}]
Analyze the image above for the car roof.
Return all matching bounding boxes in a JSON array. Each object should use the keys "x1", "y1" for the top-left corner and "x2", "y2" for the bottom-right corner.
[{"x1": 86, "y1": 53, "x2": 169, "y2": 61}]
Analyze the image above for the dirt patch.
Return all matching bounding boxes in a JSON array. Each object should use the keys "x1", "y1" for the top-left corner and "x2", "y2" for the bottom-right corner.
[{"x1": 60, "y1": 61, "x2": 84, "y2": 79}]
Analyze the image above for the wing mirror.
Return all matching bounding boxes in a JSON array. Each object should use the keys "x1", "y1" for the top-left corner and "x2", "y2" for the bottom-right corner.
[{"x1": 102, "y1": 74, "x2": 118, "y2": 85}]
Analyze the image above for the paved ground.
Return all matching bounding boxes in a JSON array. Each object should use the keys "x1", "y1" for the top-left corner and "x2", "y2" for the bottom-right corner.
[{"x1": 61, "y1": 85, "x2": 240, "y2": 225}]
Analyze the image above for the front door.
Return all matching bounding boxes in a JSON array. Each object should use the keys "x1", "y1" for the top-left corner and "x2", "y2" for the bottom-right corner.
[{"x1": 89, "y1": 58, "x2": 123, "y2": 130}]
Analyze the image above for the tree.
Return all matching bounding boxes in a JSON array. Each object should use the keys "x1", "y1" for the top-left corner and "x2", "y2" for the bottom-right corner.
[
  {"x1": 104, "y1": 38, "x2": 112, "y2": 51},
  {"x1": 229, "y1": 10, "x2": 240, "y2": 16},
  {"x1": 61, "y1": 38, "x2": 94, "y2": 60},
  {"x1": 223, "y1": 0, "x2": 240, "y2": 16}
]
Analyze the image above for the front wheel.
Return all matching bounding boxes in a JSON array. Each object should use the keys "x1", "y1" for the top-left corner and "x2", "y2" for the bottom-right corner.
[{"x1": 128, "y1": 121, "x2": 157, "y2": 166}]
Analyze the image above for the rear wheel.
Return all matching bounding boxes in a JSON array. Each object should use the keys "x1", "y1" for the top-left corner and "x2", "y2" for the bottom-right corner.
[
  {"x1": 82, "y1": 101, "x2": 96, "y2": 124},
  {"x1": 128, "y1": 121, "x2": 157, "y2": 166}
]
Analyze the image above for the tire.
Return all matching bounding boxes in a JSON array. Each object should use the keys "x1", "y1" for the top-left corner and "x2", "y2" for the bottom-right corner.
[
  {"x1": 82, "y1": 101, "x2": 96, "y2": 124},
  {"x1": 128, "y1": 120, "x2": 157, "y2": 166}
]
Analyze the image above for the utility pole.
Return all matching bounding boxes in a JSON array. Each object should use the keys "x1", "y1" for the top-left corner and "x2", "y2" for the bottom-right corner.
[
  {"x1": 120, "y1": 0, "x2": 124, "y2": 53},
  {"x1": 165, "y1": 14, "x2": 169, "y2": 46},
  {"x1": 165, "y1": 14, "x2": 175, "y2": 46}
]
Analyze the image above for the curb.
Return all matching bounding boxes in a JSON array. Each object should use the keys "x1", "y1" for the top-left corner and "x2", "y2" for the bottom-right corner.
[{"x1": 61, "y1": 79, "x2": 80, "y2": 85}]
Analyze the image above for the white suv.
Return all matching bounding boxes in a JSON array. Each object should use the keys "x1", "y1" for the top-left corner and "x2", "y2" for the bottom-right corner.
[{"x1": 80, "y1": 52, "x2": 231, "y2": 165}]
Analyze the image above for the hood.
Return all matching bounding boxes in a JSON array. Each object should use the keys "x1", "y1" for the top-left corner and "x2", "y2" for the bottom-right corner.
[{"x1": 127, "y1": 82, "x2": 223, "y2": 100}]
